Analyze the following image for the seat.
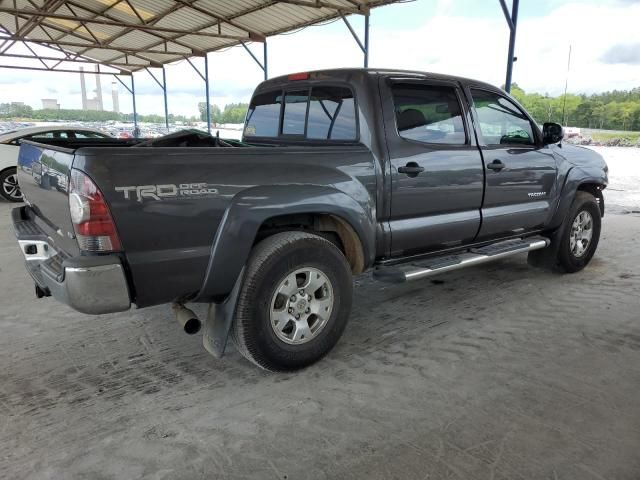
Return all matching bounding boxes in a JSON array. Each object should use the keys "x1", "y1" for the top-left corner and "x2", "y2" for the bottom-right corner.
[{"x1": 397, "y1": 108, "x2": 426, "y2": 131}]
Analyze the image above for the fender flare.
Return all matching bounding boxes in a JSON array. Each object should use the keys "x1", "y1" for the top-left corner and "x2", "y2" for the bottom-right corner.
[
  {"x1": 193, "y1": 184, "x2": 375, "y2": 302},
  {"x1": 547, "y1": 165, "x2": 607, "y2": 231}
]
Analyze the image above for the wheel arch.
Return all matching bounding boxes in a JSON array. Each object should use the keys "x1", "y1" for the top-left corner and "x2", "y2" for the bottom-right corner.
[
  {"x1": 194, "y1": 184, "x2": 375, "y2": 302},
  {"x1": 576, "y1": 182, "x2": 605, "y2": 217},
  {"x1": 254, "y1": 212, "x2": 366, "y2": 274},
  {"x1": 548, "y1": 166, "x2": 607, "y2": 230}
]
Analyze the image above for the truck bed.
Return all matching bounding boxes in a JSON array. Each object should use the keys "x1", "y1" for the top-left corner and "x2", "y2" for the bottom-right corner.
[{"x1": 16, "y1": 130, "x2": 376, "y2": 308}]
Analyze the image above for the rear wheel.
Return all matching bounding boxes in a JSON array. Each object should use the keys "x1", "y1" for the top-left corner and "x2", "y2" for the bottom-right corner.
[
  {"x1": 0, "y1": 168, "x2": 22, "y2": 202},
  {"x1": 231, "y1": 231, "x2": 353, "y2": 371}
]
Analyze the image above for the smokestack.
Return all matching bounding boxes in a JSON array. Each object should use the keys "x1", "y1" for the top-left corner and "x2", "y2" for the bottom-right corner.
[
  {"x1": 111, "y1": 81, "x2": 120, "y2": 113},
  {"x1": 80, "y1": 67, "x2": 88, "y2": 110},
  {"x1": 94, "y1": 65, "x2": 103, "y2": 111}
]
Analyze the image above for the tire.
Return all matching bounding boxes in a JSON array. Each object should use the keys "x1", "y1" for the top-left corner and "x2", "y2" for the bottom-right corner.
[
  {"x1": 0, "y1": 167, "x2": 22, "y2": 202},
  {"x1": 555, "y1": 191, "x2": 601, "y2": 273},
  {"x1": 231, "y1": 231, "x2": 353, "y2": 371}
]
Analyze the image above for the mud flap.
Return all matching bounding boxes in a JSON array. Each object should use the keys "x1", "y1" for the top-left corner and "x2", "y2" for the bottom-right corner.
[
  {"x1": 527, "y1": 227, "x2": 562, "y2": 270},
  {"x1": 202, "y1": 268, "x2": 245, "y2": 358}
]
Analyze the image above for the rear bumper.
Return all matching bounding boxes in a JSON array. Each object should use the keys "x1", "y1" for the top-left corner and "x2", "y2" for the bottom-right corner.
[{"x1": 12, "y1": 206, "x2": 131, "y2": 314}]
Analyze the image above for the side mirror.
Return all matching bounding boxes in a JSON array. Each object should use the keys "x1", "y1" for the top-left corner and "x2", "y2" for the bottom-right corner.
[{"x1": 543, "y1": 122, "x2": 564, "y2": 145}]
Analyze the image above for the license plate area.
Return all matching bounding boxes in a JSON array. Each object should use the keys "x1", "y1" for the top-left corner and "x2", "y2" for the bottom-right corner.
[{"x1": 18, "y1": 239, "x2": 57, "y2": 262}]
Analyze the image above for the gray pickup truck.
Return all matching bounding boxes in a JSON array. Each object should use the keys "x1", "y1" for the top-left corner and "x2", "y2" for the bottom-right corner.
[{"x1": 13, "y1": 68, "x2": 608, "y2": 371}]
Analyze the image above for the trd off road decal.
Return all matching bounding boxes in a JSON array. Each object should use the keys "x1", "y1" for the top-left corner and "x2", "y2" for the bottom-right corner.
[{"x1": 115, "y1": 183, "x2": 219, "y2": 202}]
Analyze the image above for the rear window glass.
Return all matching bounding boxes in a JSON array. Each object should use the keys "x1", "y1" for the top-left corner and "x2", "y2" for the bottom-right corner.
[
  {"x1": 72, "y1": 130, "x2": 108, "y2": 138},
  {"x1": 27, "y1": 131, "x2": 70, "y2": 140},
  {"x1": 392, "y1": 84, "x2": 466, "y2": 145},
  {"x1": 244, "y1": 91, "x2": 281, "y2": 137},
  {"x1": 244, "y1": 85, "x2": 357, "y2": 141},
  {"x1": 282, "y1": 91, "x2": 308, "y2": 135},
  {"x1": 307, "y1": 86, "x2": 357, "y2": 140}
]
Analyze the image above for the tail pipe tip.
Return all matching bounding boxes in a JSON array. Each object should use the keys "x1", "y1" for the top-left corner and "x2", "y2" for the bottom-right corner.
[{"x1": 172, "y1": 303, "x2": 202, "y2": 335}]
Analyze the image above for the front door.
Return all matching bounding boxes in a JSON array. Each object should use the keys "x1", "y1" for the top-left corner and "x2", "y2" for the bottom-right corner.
[
  {"x1": 468, "y1": 88, "x2": 558, "y2": 240},
  {"x1": 383, "y1": 79, "x2": 485, "y2": 257}
]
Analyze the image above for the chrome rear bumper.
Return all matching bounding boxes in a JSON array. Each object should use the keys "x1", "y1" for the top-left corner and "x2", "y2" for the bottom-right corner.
[{"x1": 13, "y1": 206, "x2": 131, "y2": 314}]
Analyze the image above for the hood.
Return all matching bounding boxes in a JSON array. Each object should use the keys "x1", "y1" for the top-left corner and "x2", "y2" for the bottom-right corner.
[
  {"x1": 556, "y1": 144, "x2": 608, "y2": 171},
  {"x1": 553, "y1": 143, "x2": 609, "y2": 189}
]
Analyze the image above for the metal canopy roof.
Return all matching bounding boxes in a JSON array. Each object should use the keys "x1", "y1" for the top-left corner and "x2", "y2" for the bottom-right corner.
[{"x1": 0, "y1": 0, "x2": 401, "y2": 74}]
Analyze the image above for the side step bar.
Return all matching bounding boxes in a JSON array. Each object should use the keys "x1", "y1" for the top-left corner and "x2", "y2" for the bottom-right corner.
[{"x1": 373, "y1": 236, "x2": 550, "y2": 283}]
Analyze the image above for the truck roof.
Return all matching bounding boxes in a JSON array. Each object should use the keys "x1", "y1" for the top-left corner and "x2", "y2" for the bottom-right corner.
[{"x1": 257, "y1": 67, "x2": 501, "y2": 93}]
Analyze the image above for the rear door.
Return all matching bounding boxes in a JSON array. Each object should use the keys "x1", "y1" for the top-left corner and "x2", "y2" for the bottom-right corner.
[
  {"x1": 382, "y1": 78, "x2": 484, "y2": 256},
  {"x1": 468, "y1": 88, "x2": 558, "y2": 240}
]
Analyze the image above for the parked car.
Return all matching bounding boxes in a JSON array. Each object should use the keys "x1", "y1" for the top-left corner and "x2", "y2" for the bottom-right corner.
[
  {"x1": 12, "y1": 69, "x2": 608, "y2": 371},
  {"x1": 0, "y1": 125, "x2": 110, "y2": 202}
]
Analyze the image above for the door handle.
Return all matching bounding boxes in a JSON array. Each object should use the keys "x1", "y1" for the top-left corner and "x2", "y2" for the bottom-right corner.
[
  {"x1": 398, "y1": 162, "x2": 425, "y2": 177},
  {"x1": 487, "y1": 159, "x2": 506, "y2": 171}
]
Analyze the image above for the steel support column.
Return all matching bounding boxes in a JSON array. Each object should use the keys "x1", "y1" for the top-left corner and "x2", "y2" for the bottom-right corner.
[
  {"x1": 131, "y1": 74, "x2": 138, "y2": 136},
  {"x1": 364, "y1": 12, "x2": 370, "y2": 68},
  {"x1": 240, "y1": 40, "x2": 267, "y2": 80},
  {"x1": 113, "y1": 73, "x2": 138, "y2": 136},
  {"x1": 264, "y1": 41, "x2": 268, "y2": 80},
  {"x1": 145, "y1": 66, "x2": 170, "y2": 130},
  {"x1": 187, "y1": 56, "x2": 212, "y2": 134},
  {"x1": 499, "y1": 0, "x2": 520, "y2": 93},
  {"x1": 162, "y1": 67, "x2": 169, "y2": 130},
  {"x1": 341, "y1": 12, "x2": 369, "y2": 68},
  {"x1": 204, "y1": 54, "x2": 211, "y2": 134}
]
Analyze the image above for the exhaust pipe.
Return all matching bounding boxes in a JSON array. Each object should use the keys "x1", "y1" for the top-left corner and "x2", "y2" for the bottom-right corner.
[{"x1": 172, "y1": 303, "x2": 201, "y2": 335}]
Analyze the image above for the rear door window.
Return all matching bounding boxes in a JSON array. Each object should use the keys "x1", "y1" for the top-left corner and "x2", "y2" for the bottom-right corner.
[{"x1": 391, "y1": 84, "x2": 466, "y2": 145}]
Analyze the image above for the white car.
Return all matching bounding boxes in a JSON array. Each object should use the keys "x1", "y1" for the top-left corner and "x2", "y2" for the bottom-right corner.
[{"x1": 0, "y1": 125, "x2": 111, "y2": 202}]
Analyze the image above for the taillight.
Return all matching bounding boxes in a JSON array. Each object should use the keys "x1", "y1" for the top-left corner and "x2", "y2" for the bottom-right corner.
[{"x1": 69, "y1": 169, "x2": 121, "y2": 252}]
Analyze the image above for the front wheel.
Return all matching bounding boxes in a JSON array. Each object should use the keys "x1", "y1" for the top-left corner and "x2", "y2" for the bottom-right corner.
[
  {"x1": 556, "y1": 191, "x2": 602, "y2": 273},
  {"x1": 0, "y1": 168, "x2": 22, "y2": 202},
  {"x1": 231, "y1": 231, "x2": 353, "y2": 371}
]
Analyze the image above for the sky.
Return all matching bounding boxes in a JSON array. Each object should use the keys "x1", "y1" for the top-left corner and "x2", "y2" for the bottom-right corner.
[{"x1": 1, "y1": 0, "x2": 639, "y2": 117}]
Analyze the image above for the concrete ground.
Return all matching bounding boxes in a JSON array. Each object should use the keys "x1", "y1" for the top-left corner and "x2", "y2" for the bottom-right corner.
[{"x1": 1, "y1": 203, "x2": 640, "y2": 479}]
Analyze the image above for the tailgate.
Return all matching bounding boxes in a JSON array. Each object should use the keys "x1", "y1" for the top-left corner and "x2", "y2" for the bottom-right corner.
[{"x1": 16, "y1": 141, "x2": 79, "y2": 256}]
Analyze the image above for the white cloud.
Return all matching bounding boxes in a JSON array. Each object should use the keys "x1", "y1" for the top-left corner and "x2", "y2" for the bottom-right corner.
[{"x1": 0, "y1": 1, "x2": 638, "y2": 116}]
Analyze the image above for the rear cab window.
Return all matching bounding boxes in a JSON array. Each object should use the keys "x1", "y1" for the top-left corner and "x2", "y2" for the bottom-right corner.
[{"x1": 244, "y1": 84, "x2": 358, "y2": 141}]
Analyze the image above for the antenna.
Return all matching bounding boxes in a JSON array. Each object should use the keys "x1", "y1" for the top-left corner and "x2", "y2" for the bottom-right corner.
[{"x1": 561, "y1": 44, "x2": 572, "y2": 126}]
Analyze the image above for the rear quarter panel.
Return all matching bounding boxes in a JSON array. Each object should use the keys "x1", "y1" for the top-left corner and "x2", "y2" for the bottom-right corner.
[{"x1": 75, "y1": 145, "x2": 377, "y2": 307}]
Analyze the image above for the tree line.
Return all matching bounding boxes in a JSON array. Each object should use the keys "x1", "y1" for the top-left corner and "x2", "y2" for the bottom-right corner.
[
  {"x1": 0, "y1": 103, "x2": 193, "y2": 124},
  {"x1": 510, "y1": 84, "x2": 640, "y2": 131},
  {"x1": 0, "y1": 101, "x2": 250, "y2": 125},
  {"x1": 198, "y1": 102, "x2": 248, "y2": 124}
]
